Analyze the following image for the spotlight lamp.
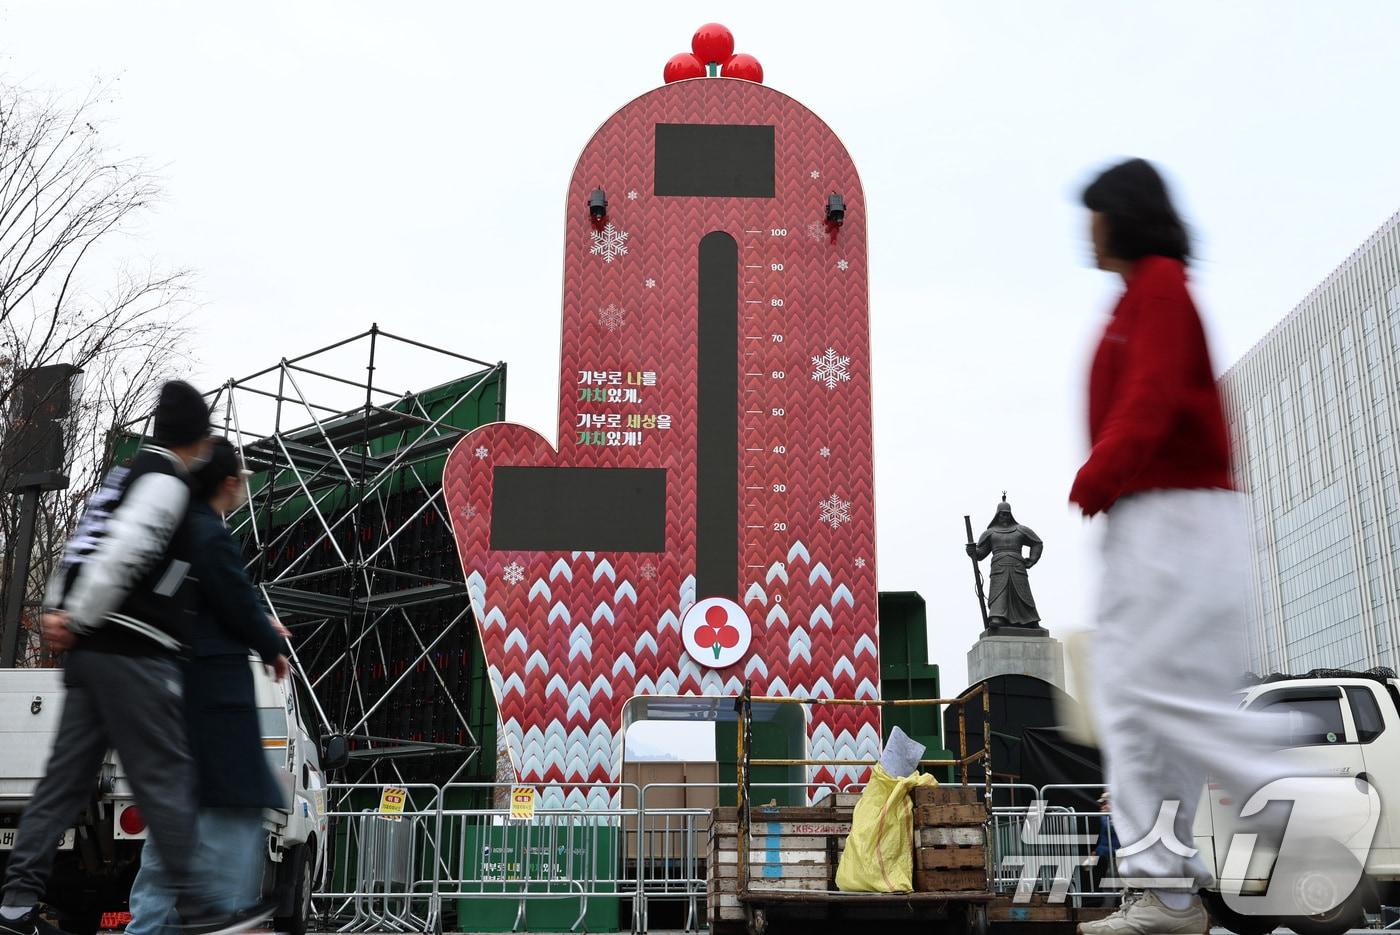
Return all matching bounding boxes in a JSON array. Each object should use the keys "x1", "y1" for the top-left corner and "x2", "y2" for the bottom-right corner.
[
  {"x1": 588, "y1": 188, "x2": 608, "y2": 221},
  {"x1": 825, "y1": 193, "x2": 846, "y2": 226}
]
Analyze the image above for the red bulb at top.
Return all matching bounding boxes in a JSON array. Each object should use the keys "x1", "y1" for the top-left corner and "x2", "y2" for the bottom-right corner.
[
  {"x1": 691, "y1": 23, "x2": 735, "y2": 65},
  {"x1": 721, "y1": 53, "x2": 764, "y2": 84},
  {"x1": 663, "y1": 52, "x2": 706, "y2": 84}
]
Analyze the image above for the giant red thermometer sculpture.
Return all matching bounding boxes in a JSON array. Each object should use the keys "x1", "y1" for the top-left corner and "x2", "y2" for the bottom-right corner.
[{"x1": 445, "y1": 24, "x2": 881, "y2": 807}]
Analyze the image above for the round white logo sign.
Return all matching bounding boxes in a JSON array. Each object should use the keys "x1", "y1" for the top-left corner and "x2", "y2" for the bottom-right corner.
[{"x1": 681, "y1": 597, "x2": 752, "y2": 669}]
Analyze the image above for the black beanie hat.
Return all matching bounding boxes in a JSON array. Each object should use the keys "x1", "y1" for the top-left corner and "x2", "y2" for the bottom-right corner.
[{"x1": 152, "y1": 380, "x2": 211, "y2": 447}]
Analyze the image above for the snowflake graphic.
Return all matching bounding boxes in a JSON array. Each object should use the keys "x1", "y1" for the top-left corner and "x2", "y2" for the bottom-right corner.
[
  {"x1": 836, "y1": 259, "x2": 850, "y2": 271},
  {"x1": 811, "y1": 347, "x2": 852, "y2": 390},
  {"x1": 855, "y1": 557, "x2": 866, "y2": 569},
  {"x1": 627, "y1": 189, "x2": 639, "y2": 200},
  {"x1": 502, "y1": 562, "x2": 525, "y2": 585},
  {"x1": 639, "y1": 561, "x2": 657, "y2": 580},
  {"x1": 810, "y1": 169, "x2": 821, "y2": 180},
  {"x1": 598, "y1": 303, "x2": 626, "y2": 332},
  {"x1": 459, "y1": 503, "x2": 478, "y2": 521},
  {"x1": 806, "y1": 221, "x2": 825, "y2": 241},
  {"x1": 819, "y1": 447, "x2": 831, "y2": 458},
  {"x1": 589, "y1": 223, "x2": 629, "y2": 263},
  {"x1": 819, "y1": 493, "x2": 852, "y2": 530},
  {"x1": 474, "y1": 446, "x2": 489, "y2": 460},
  {"x1": 645, "y1": 278, "x2": 656, "y2": 289}
]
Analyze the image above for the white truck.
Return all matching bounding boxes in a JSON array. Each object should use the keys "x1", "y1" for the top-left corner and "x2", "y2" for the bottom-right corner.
[
  {"x1": 1194, "y1": 672, "x2": 1400, "y2": 935},
  {"x1": 0, "y1": 660, "x2": 336, "y2": 935}
]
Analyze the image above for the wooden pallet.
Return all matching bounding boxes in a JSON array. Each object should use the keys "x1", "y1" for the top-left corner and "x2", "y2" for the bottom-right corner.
[
  {"x1": 708, "y1": 803, "x2": 853, "y2": 917},
  {"x1": 916, "y1": 845, "x2": 986, "y2": 870},
  {"x1": 914, "y1": 803, "x2": 985, "y2": 826},
  {"x1": 913, "y1": 868, "x2": 988, "y2": 892},
  {"x1": 918, "y1": 826, "x2": 985, "y2": 847},
  {"x1": 913, "y1": 785, "x2": 980, "y2": 807}
]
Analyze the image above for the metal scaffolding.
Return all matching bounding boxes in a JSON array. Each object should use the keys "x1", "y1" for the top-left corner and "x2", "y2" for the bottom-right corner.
[{"x1": 124, "y1": 325, "x2": 507, "y2": 784}]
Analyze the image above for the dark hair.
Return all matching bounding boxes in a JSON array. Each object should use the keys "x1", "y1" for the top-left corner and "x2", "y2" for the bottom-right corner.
[
  {"x1": 1082, "y1": 158, "x2": 1191, "y2": 263},
  {"x1": 192, "y1": 436, "x2": 242, "y2": 502}
]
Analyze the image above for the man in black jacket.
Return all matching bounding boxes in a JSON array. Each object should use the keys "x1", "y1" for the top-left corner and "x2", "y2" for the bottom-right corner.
[
  {"x1": 0, "y1": 382, "x2": 248, "y2": 935},
  {"x1": 126, "y1": 438, "x2": 290, "y2": 935}
]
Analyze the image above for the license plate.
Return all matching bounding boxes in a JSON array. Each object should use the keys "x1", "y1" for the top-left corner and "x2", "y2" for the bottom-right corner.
[{"x1": 0, "y1": 828, "x2": 75, "y2": 850}]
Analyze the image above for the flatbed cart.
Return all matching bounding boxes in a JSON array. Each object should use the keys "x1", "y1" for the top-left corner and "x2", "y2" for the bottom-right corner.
[{"x1": 729, "y1": 684, "x2": 995, "y2": 935}]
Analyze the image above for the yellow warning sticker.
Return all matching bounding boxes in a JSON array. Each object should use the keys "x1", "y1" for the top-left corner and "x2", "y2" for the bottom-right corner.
[
  {"x1": 510, "y1": 786, "x2": 536, "y2": 821},
  {"x1": 379, "y1": 786, "x2": 407, "y2": 819}
]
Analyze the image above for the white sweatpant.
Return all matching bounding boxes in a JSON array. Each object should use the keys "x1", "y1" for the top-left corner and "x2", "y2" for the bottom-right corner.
[{"x1": 1090, "y1": 489, "x2": 1282, "y2": 889}]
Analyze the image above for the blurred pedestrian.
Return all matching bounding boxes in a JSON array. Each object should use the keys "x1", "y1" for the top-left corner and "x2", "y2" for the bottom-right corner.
[
  {"x1": 126, "y1": 438, "x2": 291, "y2": 935},
  {"x1": 0, "y1": 382, "x2": 227, "y2": 935},
  {"x1": 1070, "y1": 159, "x2": 1283, "y2": 935},
  {"x1": 1091, "y1": 791, "x2": 1121, "y2": 903}
]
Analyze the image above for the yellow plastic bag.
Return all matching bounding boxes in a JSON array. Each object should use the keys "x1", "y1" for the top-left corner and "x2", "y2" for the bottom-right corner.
[{"x1": 835, "y1": 765, "x2": 938, "y2": 892}]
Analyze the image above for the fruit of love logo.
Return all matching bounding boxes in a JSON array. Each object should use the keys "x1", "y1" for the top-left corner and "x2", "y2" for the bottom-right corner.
[{"x1": 681, "y1": 597, "x2": 752, "y2": 669}]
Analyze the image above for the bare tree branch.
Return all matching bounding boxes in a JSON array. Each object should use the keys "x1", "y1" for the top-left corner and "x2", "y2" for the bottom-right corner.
[{"x1": 0, "y1": 78, "x2": 195, "y2": 665}]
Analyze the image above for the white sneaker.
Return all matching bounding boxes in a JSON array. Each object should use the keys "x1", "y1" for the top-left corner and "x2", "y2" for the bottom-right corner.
[{"x1": 1077, "y1": 890, "x2": 1207, "y2": 935}]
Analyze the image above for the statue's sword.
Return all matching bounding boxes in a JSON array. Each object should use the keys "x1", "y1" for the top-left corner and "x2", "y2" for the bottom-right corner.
[{"x1": 964, "y1": 515, "x2": 990, "y2": 627}]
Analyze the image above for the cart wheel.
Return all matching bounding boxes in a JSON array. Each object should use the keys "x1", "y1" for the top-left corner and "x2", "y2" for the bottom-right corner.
[
  {"x1": 964, "y1": 904, "x2": 989, "y2": 935},
  {"x1": 745, "y1": 906, "x2": 768, "y2": 935}
]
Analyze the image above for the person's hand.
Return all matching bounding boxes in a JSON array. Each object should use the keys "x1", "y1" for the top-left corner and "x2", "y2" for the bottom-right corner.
[
  {"x1": 42, "y1": 611, "x2": 75, "y2": 652},
  {"x1": 269, "y1": 616, "x2": 291, "y2": 640},
  {"x1": 1069, "y1": 465, "x2": 1111, "y2": 517},
  {"x1": 964, "y1": 543, "x2": 978, "y2": 558},
  {"x1": 271, "y1": 654, "x2": 290, "y2": 682}
]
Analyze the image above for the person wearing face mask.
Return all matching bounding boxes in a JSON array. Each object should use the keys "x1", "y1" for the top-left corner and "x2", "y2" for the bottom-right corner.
[
  {"x1": 0, "y1": 381, "x2": 243, "y2": 935},
  {"x1": 125, "y1": 437, "x2": 291, "y2": 935}
]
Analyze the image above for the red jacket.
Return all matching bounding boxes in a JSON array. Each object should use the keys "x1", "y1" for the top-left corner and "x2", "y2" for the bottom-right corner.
[{"x1": 1070, "y1": 256, "x2": 1233, "y2": 516}]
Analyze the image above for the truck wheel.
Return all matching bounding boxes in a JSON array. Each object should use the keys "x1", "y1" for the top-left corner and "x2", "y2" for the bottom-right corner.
[
  {"x1": 1275, "y1": 847, "x2": 1372, "y2": 935},
  {"x1": 274, "y1": 843, "x2": 314, "y2": 935},
  {"x1": 1200, "y1": 890, "x2": 1279, "y2": 935}
]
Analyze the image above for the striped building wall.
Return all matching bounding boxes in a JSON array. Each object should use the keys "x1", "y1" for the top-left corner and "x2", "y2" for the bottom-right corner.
[{"x1": 1221, "y1": 211, "x2": 1400, "y2": 675}]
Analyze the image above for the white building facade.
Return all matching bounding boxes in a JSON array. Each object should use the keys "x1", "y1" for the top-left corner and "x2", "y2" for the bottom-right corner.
[{"x1": 1221, "y1": 212, "x2": 1400, "y2": 675}]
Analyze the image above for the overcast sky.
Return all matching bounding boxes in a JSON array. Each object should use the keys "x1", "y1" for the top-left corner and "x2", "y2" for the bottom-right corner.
[{"x1": 5, "y1": 1, "x2": 1400, "y2": 755}]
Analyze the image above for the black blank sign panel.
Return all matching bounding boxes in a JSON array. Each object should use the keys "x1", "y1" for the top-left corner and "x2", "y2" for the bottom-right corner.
[
  {"x1": 654, "y1": 124, "x2": 775, "y2": 198},
  {"x1": 490, "y1": 466, "x2": 667, "y2": 552}
]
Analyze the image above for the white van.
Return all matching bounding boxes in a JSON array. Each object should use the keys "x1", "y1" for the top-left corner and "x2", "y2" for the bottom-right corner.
[{"x1": 0, "y1": 660, "x2": 335, "y2": 935}]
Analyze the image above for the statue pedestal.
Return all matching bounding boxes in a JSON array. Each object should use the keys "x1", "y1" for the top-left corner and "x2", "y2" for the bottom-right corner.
[{"x1": 967, "y1": 631, "x2": 1065, "y2": 690}]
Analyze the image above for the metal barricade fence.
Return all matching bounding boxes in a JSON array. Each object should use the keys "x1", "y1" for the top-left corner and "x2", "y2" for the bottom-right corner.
[
  {"x1": 986, "y1": 783, "x2": 1123, "y2": 907},
  {"x1": 633, "y1": 781, "x2": 844, "y2": 935},
  {"x1": 316, "y1": 783, "x2": 444, "y2": 934},
  {"x1": 436, "y1": 782, "x2": 637, "y2": 934},
  {"x1": 310, "y1": 779, "x2": 1120, "y2": 932}
]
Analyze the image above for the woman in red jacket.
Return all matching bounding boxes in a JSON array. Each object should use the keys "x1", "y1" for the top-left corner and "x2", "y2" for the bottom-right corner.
[{"x1": 1072, "y1": 160, "x2": 1285, "y2": 935}]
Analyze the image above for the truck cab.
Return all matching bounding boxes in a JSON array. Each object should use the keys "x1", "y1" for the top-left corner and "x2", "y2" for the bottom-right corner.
[
  {"x1": 0, "y1": 660, "x2": 331, "y2": 935},
  {"x1": 1194, "y1": 674, "x2": 1400, "y2": 935},
  {"x1": 254, "y1": 662, "x2": 329, "y2": 935}
]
